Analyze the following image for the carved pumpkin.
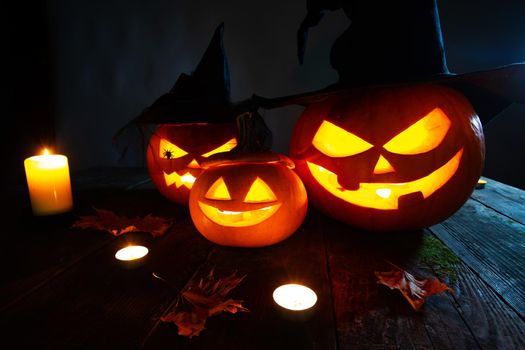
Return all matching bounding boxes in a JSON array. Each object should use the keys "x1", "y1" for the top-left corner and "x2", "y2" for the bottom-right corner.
[
  {"x1": 289, "y1": 84, "x2": 485, "y2": 232},
  {"x1": 146, "y1": 123, "x2": 237, "y2": 205},
  {"x1": 189, "y1": 153, "x2": 308, "y2": 247}
]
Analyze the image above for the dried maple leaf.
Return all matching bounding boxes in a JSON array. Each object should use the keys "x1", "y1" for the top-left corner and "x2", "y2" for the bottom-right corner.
[
  {"x1": 161, "y1": 311, "x2": 207, "y2": 338},
  {"x1": 72, "y1": 207, "x2": 172, "y2": 237},
  {"x1": 160, "y1": 269, "x2": 248, "y2": 338},
  {"x1": 375, "y1": 266, "x2": 452, "y2": 310}
]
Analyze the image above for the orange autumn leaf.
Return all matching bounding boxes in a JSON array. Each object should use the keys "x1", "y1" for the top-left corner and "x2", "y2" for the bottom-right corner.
[
  {"x1": 161, "y1": 311, "x2": 207, "y2": 338},
  {"x1": 72, "y1": 207, "x2": 172, "y2": 237},
  {"x1": 160, "y1": 269, "x2": 249, "y2": 338},
  {"x1": 375, "y1": 267, "x2": 452, "y2": 310}
]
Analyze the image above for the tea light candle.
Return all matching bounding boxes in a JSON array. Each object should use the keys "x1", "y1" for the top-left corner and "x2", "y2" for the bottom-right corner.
[
  {"x1": 476, "y1": 179, "x2": 487, "y2": 189},
  {"x1": 24, "y1": 149, "x2": 73, "y2": 216},
  {"x1": 115, "y1": 245, "x2": 149, "y2": 261},
  {"x1": 273, "y1": 284, "x2": 317, "y2": 311}
]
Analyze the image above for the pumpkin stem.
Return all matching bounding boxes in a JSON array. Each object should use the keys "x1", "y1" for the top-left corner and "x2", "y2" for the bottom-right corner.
[{"x1": 234, "y1": 111, "x2": 273, "y2": 152}]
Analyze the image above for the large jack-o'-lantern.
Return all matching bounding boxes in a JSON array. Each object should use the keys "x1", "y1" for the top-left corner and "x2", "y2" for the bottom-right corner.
[
  {"x1": 190, "y1": 150, "x2": 307, "y2": 247},
  {"x1": 146, "y1": 123, "x2": 237, "y2": 205},
  {"x1": 289, "y1": 84, "x2": 485, "y2": 232}
]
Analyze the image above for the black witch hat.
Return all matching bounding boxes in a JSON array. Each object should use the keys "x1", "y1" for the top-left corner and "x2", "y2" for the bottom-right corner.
[
  {"x1": 115, "y1": 23, "x2": 236, "y2": 140},
  {"x1": 294, "y1": 0, "x2": 525, "y2": 125},
  {"x1": 114, "y1": 23, "x2": 272, "y2": 154}
]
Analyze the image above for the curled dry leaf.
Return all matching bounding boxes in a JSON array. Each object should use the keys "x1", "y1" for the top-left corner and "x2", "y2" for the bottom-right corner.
[
  {"x1": 375, "y1": 266, "x2": 452, "y2": 311},
  {"x1": 160, "y1": 269, "x2": 249, "y2": 338},
  {"x1": 72, "y1": 208, "x2": 172, "y2": 237}
]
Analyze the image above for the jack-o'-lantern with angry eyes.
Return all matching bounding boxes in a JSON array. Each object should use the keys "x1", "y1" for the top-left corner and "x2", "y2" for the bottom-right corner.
[
  {"x1": 289, "y1": 84, "x2": 485, "y2": 232},
  {"x1": 147, "y1": 123, "x2": 237, "y2": 205}
]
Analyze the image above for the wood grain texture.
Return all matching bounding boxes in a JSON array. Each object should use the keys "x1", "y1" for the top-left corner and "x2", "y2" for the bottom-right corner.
[
  {"x1": 446, "y1": 263, "x2": 525, "y2": 349},
  {"x1": 471, "y1": 177, "x2": 525, "y2": 225},
  {"x1": 141, "y1": 210, "x2": 337, "y2": 350},
  {"x1": 0, "y1": 169, "x2": 151, "y2": 310},
  {"x1": 321, "y1": 212, "x2": 479, "y2": 350},
  {"x1": 3, "y1": 168, "x2": 524, "y2": 349},
  {"x1": 0, "y1": 190, "x2": 211, "y2": 349},
  {"x1": 430, "y1": 199, "x2": 525, "y2": 318}
]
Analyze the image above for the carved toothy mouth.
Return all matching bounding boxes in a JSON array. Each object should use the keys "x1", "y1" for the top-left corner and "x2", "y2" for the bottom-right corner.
[
  {"x1": 163, "y1": 171, "x2": 197, "y2": 189},
  {"x1": 198, "y1": 201, "x2": 282, "y2": 227},
  {"x1": 306, "y1": 149, "x2": 463, "y2": 210}
]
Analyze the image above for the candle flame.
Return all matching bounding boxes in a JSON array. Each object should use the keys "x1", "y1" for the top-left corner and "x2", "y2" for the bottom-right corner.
[
  {"x1": 476, "y1": 178, "x2": 487, "y2": 189},
  {"x1": 115, "y1": 245, "x2": 149, "y2": 261},
  {"x1": 43, "y1": 148, "x2": 50, "y2": 155},
  {"x1": 273, "y1": 284, "x2": 317, "y2": 311}
]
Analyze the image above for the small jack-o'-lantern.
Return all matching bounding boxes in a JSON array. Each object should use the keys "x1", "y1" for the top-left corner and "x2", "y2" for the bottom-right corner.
[
  {"x1": 189, "y1": 152, "x2": 308, "y2": 247},
  {"x1": 146, "y1": 123, "x2": 237, "y2": 205},
  {"x1": 289, "y1": 84, "x2": 485, "y2": 231}
]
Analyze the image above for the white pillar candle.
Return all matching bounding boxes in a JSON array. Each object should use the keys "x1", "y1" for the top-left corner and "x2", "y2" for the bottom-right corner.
[{"x1": 24, "y1": 149, "x2": 73, "y2": 216}]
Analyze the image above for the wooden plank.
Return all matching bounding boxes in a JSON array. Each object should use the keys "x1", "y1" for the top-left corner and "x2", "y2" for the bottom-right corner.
[
  {"x1": 0, "y1": 192, "x2": 212, "y2": 349},
  {"x1": 1, "y1": 168, "x2": 158, "y2": 310},
  {"x1": 471, "y1": 177, "x2": 525, "y2": 225},
  {"x1": 4, "y1": 167, "x2": 524, "y2": 348},
  {"x1": 0, "y1": 223, "x2": 111, "y2": 311},
  {"x1": 141, "y1": 210, "x2": 338, "y2": 350},
  {"x1": 446, "y1": 263, "x2": 525, "y2": 349},
  {"x1": 322, "y1": 211, "x2": 481, "y2": 349},
  {"x1": 0, "y1": 189, "x2": 117, "y2": 310},
  {"x1": 430, "y1": 199, "x2": 525, "y2": 318}
]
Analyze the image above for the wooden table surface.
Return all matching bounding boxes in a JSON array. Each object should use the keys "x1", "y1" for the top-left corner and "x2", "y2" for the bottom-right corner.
[{"x1": 2, "y1": 167, "x2": 524, "y2": 349}]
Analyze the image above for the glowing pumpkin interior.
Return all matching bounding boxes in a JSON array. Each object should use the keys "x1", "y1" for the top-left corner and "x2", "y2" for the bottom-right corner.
[
  {"x1": 307, "y1": 108, "x2": 462, "y2": 210},
  {"x1": 159, "y1": 138, "x2": 237, "y2": 189},
  {"x1": 198, "y1": 177, "x2": 281, "y2": 227}
]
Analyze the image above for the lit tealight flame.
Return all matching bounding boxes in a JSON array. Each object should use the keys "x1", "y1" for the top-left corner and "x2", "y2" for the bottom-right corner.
[
  {"x1": 43, "y1": 148, "x2": 50, "y2": 156},
  {"x1": 273, "y1": 284, "x2": 317, "y2": 311},
  {"x1": 476, "y1": 179, "x2": 487, "y2": 189},
  {"x1": 376, "y1": 188, "x2": 392, "y2": 199},
  {"x1": 115, "y1": 245, "x2": 149, "y2": 261}
]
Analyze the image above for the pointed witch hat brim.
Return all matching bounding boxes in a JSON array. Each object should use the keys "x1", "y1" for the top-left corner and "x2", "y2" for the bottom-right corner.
[
  {"x1": 432, "y1": 64, "x2": 525, "y2": 124},
  {"x1": 116, "y1": 1, "x2": 525, "y2": 138},
  {"x1": 290, "y1": 0, "x2": 525, "y2": 125},
  {"x1": 253, "y1": 63, "x2": 525, "y2": 125}
]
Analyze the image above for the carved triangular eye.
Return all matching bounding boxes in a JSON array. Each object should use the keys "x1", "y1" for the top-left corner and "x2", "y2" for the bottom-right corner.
[
  {"x1": 205, "y1": 177, "x2": 231, "y2": 200},
  {"x1": 383, "y1": 108, "x2": 451, "y2": 155},
  {"x1": 201, "y1": 138, "x2": 238, "y2": 158},
  {"x1": 159, "y1": 139, "x2": 188, "y2": 159},
  {"x1": 313, "y1": 120, "x2": 373, "y2": 157},
  {"x1": 244, "y1": 177, "x2": 277, "y2": 203}
]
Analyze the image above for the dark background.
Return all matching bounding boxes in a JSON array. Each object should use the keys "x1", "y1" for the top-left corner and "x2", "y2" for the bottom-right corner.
[{"x1": 7, "y1": 0, "x2": 525, "y2": 190}]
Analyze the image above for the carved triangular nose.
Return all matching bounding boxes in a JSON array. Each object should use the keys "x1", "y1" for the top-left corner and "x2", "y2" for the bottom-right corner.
[
  {"x1": 187, "y1": 159, "x2": 200, "y2": 168},
  {"x1": 373, "y1": 155, "x2": 395, "y2": 174}
]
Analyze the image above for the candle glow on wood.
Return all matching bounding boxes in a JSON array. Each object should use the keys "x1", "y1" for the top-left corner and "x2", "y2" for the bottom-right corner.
[
  {"x1": 115, "y1": 246, "x2": 149, "y2": 261},
  {"x1": 24, "y1": 148, "x2": 73, "y2": 216},
  {"x1": 273, "y1": 284, "x2": 317, "y2": 311}
]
